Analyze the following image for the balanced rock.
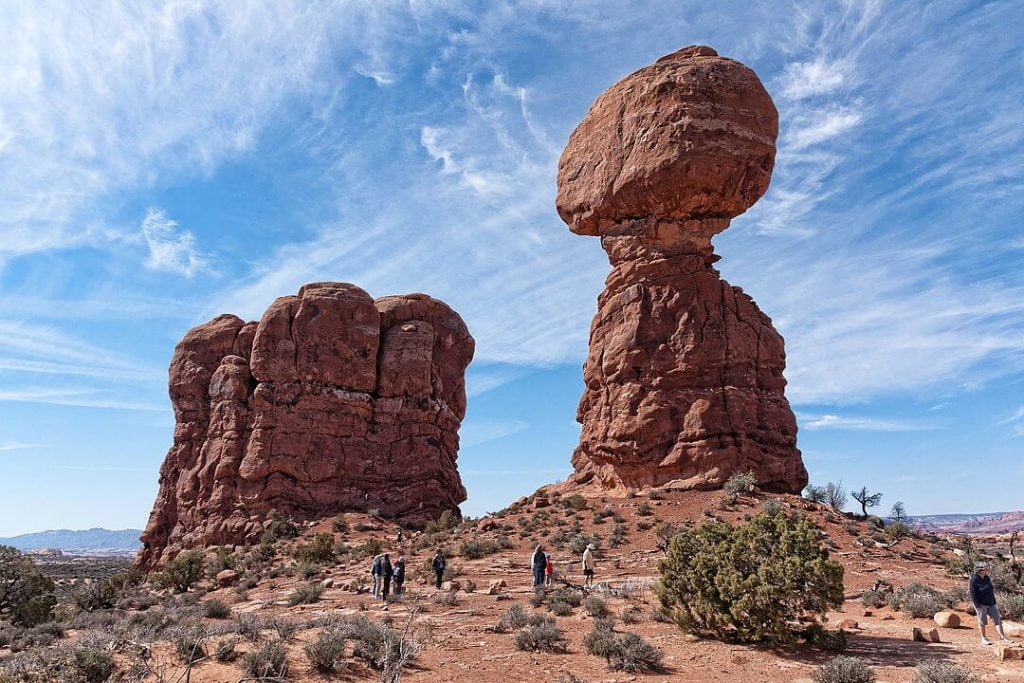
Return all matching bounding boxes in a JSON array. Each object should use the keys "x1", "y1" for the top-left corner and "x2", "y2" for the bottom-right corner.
[
  {"x1": 139, "y1": 283, "x2": 474, "y2": 568},
  {"x1": 557, "y1": 45, "x2": 807, "y2": 492}
]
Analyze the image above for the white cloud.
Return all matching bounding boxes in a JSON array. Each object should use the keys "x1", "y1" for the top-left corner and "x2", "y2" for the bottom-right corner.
[
  {"x1": 779, "y1": 59, "x2": 848, "y2": 99},
  {"x1": 0, "y1": 321, "x2": 158, "y2": 382},
  {"x1": 460, "y1": 418, "x2": 530, "y2": 448},
  {"x1": 1001, "y1": 406, "x2": 1024, "y2": 437},
  {"x1": 141, "y1": 209, "x2": 209, "y2": 277},
  {"x1": 0, "y1": 441, "x2": 41, "y2": 452},
  {"x1": 0, "y1": 387, "x2": 165, "y2": 412},
  {"x1": 787, "y1": 109, "x2": 863, "y2": 150},
  {"x1": 802, "y1": 414, "x2": 937, "y2": 431}
]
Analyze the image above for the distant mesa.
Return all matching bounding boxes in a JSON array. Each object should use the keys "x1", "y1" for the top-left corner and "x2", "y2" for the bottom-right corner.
[
  {"x1": 139, "y1": 282, "x2": 474, "y2": 568},
  {"x1": 0, "y1": 528, "x2": 142, "y2": 554},
  {"x1": 556, "y1": 45, "x2": 808, "y2": 493}
]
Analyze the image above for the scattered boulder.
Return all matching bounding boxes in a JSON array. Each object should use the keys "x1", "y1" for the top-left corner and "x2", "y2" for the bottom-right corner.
[
  {"x1": 443, "y1": 580, "x2": 462, "y2": 592},
  {"x1": 216, "y1": 569, "x2": 240, "y2": 588},
  {"x1": 556, "y1": 46, "x2": 806, "y2": 493},
  {"x1": 996, "y1": 643, "x2": 1024, "y2": 661},
  {"x1": 1003, "y1": 621, "x2": 1024, "y2": 638},
  {"x1": 837, "y1": 619, "x2": 859, "y2": 630},
  {"x1": 139, "y1": 283, "x2": 474, "y2": 568},
  {"x1": 322, "y1": 578, "x2": 334, "y2": 589},
  {"x1": 934, "y1": 611, "x2": 960, "y2": 628}
]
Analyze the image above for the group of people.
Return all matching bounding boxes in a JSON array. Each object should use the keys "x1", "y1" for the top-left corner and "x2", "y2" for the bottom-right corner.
[
  {"x1": 369, "y1": 554, "x2": 405, "y2": 601},
  {"x1": 530, "y1": 543, "x2": 596, "y2": 588}
]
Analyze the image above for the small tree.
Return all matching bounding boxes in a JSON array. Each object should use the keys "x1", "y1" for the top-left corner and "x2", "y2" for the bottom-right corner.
[
  {"x1": 0, "y1": 545, "x2": 57, "y2": 625},
  {"x1": 804, "y1": 485, "x2": 827, "y2": 504},
  {"x1": 155, "y1": 550, "x2": 205, "y2": 593},
  {"x1": 851, "y1": 487, "x2": 882, "y2": 517},
  {"x1": 822, "y1": 482, "x2": 847, "y2": 511},
  {"x1": 890, "y1": 501, "x2": 906, "y2": 524},
  {"x1": 654, "y1": 511, "x2": 844, "y2": 645}
]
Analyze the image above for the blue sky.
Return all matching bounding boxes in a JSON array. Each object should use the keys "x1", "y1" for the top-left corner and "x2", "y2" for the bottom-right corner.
[{"x1": 1, "y1": 1, "x2": 1022, "y2": 537}]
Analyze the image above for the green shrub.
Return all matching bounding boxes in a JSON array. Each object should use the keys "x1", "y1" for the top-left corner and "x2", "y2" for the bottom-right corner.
[
  {"x1": 155, "y1": 550, "x2": 205, "y2": 593},
  {"x1": 287, "y1": 582, "x2": 323, "y2": 606},
  {"x1": 71, "y1": 578, "x2": 120, "y2": 612},
  {"x1": 171, "y1": 619, "x2": 209, "y2": 663},
  {"x1": 724, "y1": 471, "x2": 758, "y2": 495},
  {"x1": 569, "y1": 533, "x2": 600, "y2": 555},
  {"x1": 888, "y1": 583, "x2": 953, "y2": 617},
  {"x1": 549, "y1": 599, "x2": 572, "y2": 616},
  {"x1": 459, "y1": 539, "x2": 502, "y2": 559},
  {"x1": 860, "y1": 588, "x2": 889, "y2": 608},
  {"x1": 1000, "y1": 593, "x2": 1024, "y2": 620},
  {"x1": 654, "y1": 511, "x2": 844, "y2": 645},
  {"x1": 561, "y1": 494, "x2": 587, "y2": 511},
  {"x1": 584, "y1": 621, "x2": 661, "y2": 672},
  {"x1": 912, "y1": 661, "x2": 978, "y2": 683},
  {"x1": 244, "y1": 639, "x2": 287, "y2": 678},
  {"x1": 332, "y1": 515, "x2": 349, "y2": 533},
  {"x1": 620, "y1": 605, "x2": 643, "y2": 624},
  {"x1": 293, "y1": 533, "x2": 336, "y2": 565},
  {"x1": 305, "y1": 629, "x2": 348, "y2": 674},
  {"x1": 583, "y1": 595, "x2": 609, "y2": 618},
  {"x1": 264, "y1": 511, "x2": 300, "y2": 541},
  {"x1": 0, "y1": 545, "x2": 57, "y2": 626},
  {"x1": 813, "y1": 656, "x2": 876, "y2": 683},
  {"x1": 215, "y1": 636, "x2": 241, "y2": 662},
  {"x1": 547, "y1": 587, "x2": 583, "y2": 607},
  {"x1": 72, "y1": 645, "x2": 118, "y2": 682},
  {"x1": 636, "y1": 502, "x2": 653, "y2": 517},
  {"x1": 234, "y1": 612, "x2": 263, "y2": 642},
  {"x1": 202, "y1": 599, "x2": 231, "y2": 619},
  {"x1": 514, "y1": 616, "x2": 567, "y2": 652},
  {"x1": 496, "y1": 604, "x2": 529, "y2": 632}
]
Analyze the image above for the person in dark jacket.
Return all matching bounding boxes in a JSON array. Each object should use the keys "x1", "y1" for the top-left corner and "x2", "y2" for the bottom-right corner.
[
  {"x1": 432, "y1": 550, "x2": 446, "y2": 589},
  {"x1": 531, "y1": 545, "x2": 547, "y2": 588},
  {"x1": 370, "y1": 554, "x2": 383, "y2": 598},
  {"x1": 381, "y1": 553, "x2": 394, "y2": 601},
  {"x1": 393, "y1": 557, "x2": 406, "y2": 595},
  {"x1": 970, "y1": 562, "x2": 1010, "y2": 644}
]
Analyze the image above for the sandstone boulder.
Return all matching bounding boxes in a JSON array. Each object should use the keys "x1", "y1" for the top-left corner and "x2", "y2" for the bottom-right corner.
[
  {"x1": 139, "y1": 283, "x2": 474, "y2": 568},
  {"x1": 216, "y1": 569, "x2": 240, "y2": 588},
  {"x1": 933, "y1": 611, "x2": 960, "y2": 628},
  {"x1": 557, "y1": 46, "x2": 806, "y2": 493}
]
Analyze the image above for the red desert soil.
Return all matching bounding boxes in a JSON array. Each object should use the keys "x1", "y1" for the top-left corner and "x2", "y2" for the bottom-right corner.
[{"x1": 116, "y1": 489, "x2": 1024, "y2": 682}]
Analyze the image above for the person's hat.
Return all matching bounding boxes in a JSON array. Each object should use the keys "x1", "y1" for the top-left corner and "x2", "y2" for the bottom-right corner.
[
  {"x1": 586, "y1": 543, "x2": 596, "y2": 550},
  {"x1": 975, "y1": 561, "x2": 988, "y2": 570}
]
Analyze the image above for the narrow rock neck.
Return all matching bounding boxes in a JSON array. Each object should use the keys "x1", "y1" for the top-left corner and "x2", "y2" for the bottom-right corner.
[{"x1": 599, "y1": 219, "x2": 725, "y2": 290}]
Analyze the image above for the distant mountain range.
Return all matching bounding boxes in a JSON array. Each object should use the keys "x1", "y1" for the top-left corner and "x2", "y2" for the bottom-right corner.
[
  {"x1": 908, "y1": 511, "x2": 1024, "y2": 535},
  {"x1": 0, "y1": 528, "x2": 142, "y2": 552}
]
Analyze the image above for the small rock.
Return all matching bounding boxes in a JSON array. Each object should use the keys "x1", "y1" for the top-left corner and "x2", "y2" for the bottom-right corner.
[
  {"x1": 996, "y1": 643, "x2": 1024, "y2": 661},
  {"x1": 216, "y1": 569, "x2": 240, "y2": 587},
  {"x1": 322, "y1": 578, "x2": 334, "y2": 589},
  {"x1": 837, "y1": 619, "x2": 859, "y2": 630},
  {"x1": 933, "y1": 611, "x2": 960, "y2": 628},
  {"x1": 1003, "y1": 621, "x2": 1024, "y2": 638},
  {"x1": 927, "y1": 628, "x2": 941, "y2": 643},
  {"x1": 881, "y1": 614, "x2": 895, "y2": 621},
  {"x1": 862, "y1": 610, "x2": 873, "y2": 617},
  {"x1": 442, "y1": 580, "x2": 461, "y2": 592},
  {"x1": 912, "y1": 627, "x2": 927, "y2": 642}
]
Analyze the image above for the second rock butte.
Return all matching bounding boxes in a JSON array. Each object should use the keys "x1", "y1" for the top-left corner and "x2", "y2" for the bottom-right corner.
[
  {"x1": 556, "y1": 45, "x2": 808, "y2": 493},
  {"x1": 139, "y1": 283, "x2": 473, "y2": 568}
]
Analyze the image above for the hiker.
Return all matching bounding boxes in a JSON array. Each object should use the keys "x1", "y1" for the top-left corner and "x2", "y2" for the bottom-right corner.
[
  {"x1": 381, "y1": 553, "x2": 394, "y2": 601},
  {"x1": 545, "y1": 552, "x2": 555, "y2": 586},
  {"x1": 970, "y1": 562, "x2": 1011, "y2": 645},
  {"x1": 394, "y1": 556, "x2": 406, "y2": 595},
  {"x1": 370, "y1": 554, "x2": 383, "y2": 598},
  {"x1": 396, "y1": 528, "x2": 404, "y2": 544},
  {"x1": 432, "y1": 549, "x2": 446, "y2": 589},
  {"x1": 531, "y1": 545, "x2": 547, "y2": 588},
  {"x1": 582, "y1": 543, "x2": 596, "y2": 588}
]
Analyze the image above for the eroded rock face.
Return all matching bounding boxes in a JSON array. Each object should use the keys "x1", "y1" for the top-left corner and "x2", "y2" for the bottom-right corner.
[
  {"x1": 139, "y1": 284, "x2": 473, "y2": 568},
  {"x1": 558, "y1": 46, "x2": 807, "y2": 493}
]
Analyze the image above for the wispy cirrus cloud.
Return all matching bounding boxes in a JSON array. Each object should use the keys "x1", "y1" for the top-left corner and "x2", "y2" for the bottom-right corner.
[
  {"x1": 0, "y1": 441, "x2": 42, "y2": 453},
  {"x1": 1000, "y1": 406, "x2": 1024, "y2": 437},
  {"x1": 0, "y1": 387, "x2": 164, "y2": 412},
  {"x1": 801, "y1": 414, "x2": 938, "y2": 432},
  {"x1": 0, "y1": 321, "x2": 158, "y2": 382},
  {"x1": 141, "y1": 209, "x2": 210, "y2": 277}
]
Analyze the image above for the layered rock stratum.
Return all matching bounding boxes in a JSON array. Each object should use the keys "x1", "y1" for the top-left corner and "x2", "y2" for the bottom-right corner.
[
  {"x1": 139, "y1": 283, "x2": 473, "y2": 568},
  {"x1": 556, "y1": 45, "x2": 808, "y2": 493}
]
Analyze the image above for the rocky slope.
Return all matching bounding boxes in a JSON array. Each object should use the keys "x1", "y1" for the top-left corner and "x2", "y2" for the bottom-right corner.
[
  {"x1": 139, "y1": 282, "x2": 474, "y2": 568},
  {"x1": 556, "y1": 46, "x2": 807, "y2": 493}
]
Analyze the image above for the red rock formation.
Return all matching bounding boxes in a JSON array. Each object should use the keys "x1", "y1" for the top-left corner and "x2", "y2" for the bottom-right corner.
[
  {"x1": 557, "y1": 46, "x2": 807, "y2": 493},
  {"x1": 139, "y1": 283, "x2": 473, "y2": 568}
]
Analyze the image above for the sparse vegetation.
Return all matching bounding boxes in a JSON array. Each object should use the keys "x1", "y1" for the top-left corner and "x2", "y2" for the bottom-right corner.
[
  {"x1": 459, "y1": 538, "x2": 503, "y2": 559},
  {"x1": 202, "y1": 598, "x2": 231, "y2": 619},
  {"x1": 305, "y1": 628, "x2": 349, "y2": 674},
  {"x1": 655, "y1": 511, "x2": 844, "y2": 645},
  {"x1": 889, "y1": 583, "x2": 955, "y2": 618},
  {"x1": 0, "y1": 545, "x2": 57, "y2": 626},
  {"x1": 724, "y1": 471, "x2": 758, "y2": 494},
  {"x1": 813, "y1": 656, "x2": 876, "y2": 683},
  {"x1": 244, "y1": 639, "x2": 288, "y2": 678},
  {"x1": 583, "y1": 595, "x2": 609, "y2": 618},
  {"x1": 912, "y1": 661, "x2": 978, "y2": 683},
  {"x1": 293, "y1": 532, "x2": 336, "y2": 564},
  {"x1": 287, "y1": 582, "x2": 323, "y2": 606},
  {"x1": 496, "y1": 604, "x2": 530, "y2": 632},
  {"x1": 514, "y1": 614, "x2": 567, "y2": 652},
  {"x1": 584, "y1": 620, "x2": 663, "y2": 672},
  {"x1": 154, "y1": 549, "x2": 204, "y2": 593},
  {"x1": 851, "y1": 486, "x2": 883, "y2": 517},
  {"x1": 561, "y1": 494, "x2": 587, "y2": 511}
]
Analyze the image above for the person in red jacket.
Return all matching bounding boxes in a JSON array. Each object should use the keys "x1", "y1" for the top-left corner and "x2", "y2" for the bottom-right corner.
[{"x1": 545, "y1": 554, "x2": 555, "y2": 586}]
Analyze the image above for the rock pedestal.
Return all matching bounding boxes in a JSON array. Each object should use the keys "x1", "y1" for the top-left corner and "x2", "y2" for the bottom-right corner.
[
  {"x1": 139, "y1": 283, "x2": 474, "y2": 568},
  {"x1": 556, "y1": 46, "x2": 807, "y2": 493}
]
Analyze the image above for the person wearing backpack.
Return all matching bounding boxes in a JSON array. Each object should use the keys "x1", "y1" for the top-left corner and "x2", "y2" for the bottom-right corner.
[
  {"x1": 393, "y1": 557, "x2": 406, "y2": 595},
  {"x1": 431, "y1": 549, "x2": 446, "y2": 589},
  {"x1": 531, "y1": 545, "x2": 547, "y2": 588},
  {"x1": 381, "y1": 553, "x2": 394, "y2": 601}
]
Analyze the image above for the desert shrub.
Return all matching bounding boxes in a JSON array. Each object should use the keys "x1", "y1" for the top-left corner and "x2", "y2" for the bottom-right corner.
[
  {"x1": 170, "y1": 619, "x2": 209, "y2": 663},
  {"x1": 288, "y1": 582, "x2": 323, "y2": 606},
  {"x1": 822, "y1": 482, "x2": 848, "y2": 511},
  {"x1": 804, "y1": 484, "x2": 828, "y2": 504},
  {"x1": 529, "y1": 586, "x2": 546, "y2": 608},
  {"x1": 459, "y1": 539, "x2": 502, "y2": 559},
  {"x1": 548, "y1": 599, "x2": 572, "y2": 616},
  {"x1": 636, "y1": 502, "x2": 653, "y2": 517},
  {"x1": 265, "y1": 616, "x2": 298, "y2": 640},
  {"x1": 264, "y1": 511, "x2": 300, "y2": 541},
  {"x1": 724, "y1": 471, "x2": 758, "y2": 494},
  {"x1": 0, "y1": 546, "x2": 57, "y2": 626},
  {"x1": 813, "y1": 656, "x2": 876, "y2": 683},
  {"x1": 620, "y1": 605, "x2": 643, "y2": 624},
  {"x1": 654, "y1": 511, "x2": 844, "y2": 645},
  {"x1": 205, "y1": 548, "x2": 238, "y2": 575},
  {"x1": 584, "y1": 621, "x2": 619, "y2": 660},
  {"x1": 1000, "y1": 593, "x2": 1024, "y2": 620},
  {"x1": 294, "y1": 533, "x2": 336, "y2": 565},
  {"x1": 424, "y1": 509, "x2": 461, "y2": 534},
  {"x1": 584, "y1": 621, "x2": 661, "y2": 672},
  {"x1": 912, "y1": 661, "x2": 978, "y2": 683},
  {"x1": 583, "y1": 595, "x2": 609, "y2": 618},
  {"x1": 432, "y1": 591, "x2": 457, "y2": 606},
  {"x1": 71, "y1": 645, "x2": 118, "y2": 682},
  {"x1": 989, "y1": 559, "x2": 1023, "y2": 592},
  {"x1": 215, "y1": 636, "x2": 241, "y2": 662},
  {"x1": 348, "y1": 617, "x2": 421, "y2": 673},
  {"x1": 569, "y1": 533, "x2": 601, "y2": 555},
  {"x1": 561, "y1": 494, "x2": 587, "y2": 511},
  {"x1": 71, "y1": 578, "x2": 120, "y2": 612},
  {"x1": 354, "y1": 537, "x2": 384, "y2": 561},
  {"x1": 609, "y1": 522, "x2": 628, "y2": 547},
  {"x1": 515, "y1": 616, "x2": 567, "y2": 652},
  {"x1": 202, "y1": 598, "x2": 231, "y2": 619},
  {"x1": 860, "y1": 589, "x2": 889, "y2": 608},
  {"x1": 804, "y1": 624, "x2": 848, "y2": 653},
  {"x1": 496, "y1": 604, "x2": 529, "y2": 632},
  {"x1": 155, "y1": 550, "x2": 205, "y2": 593},
  {"x1": 305, "y1": 628, "x2": 348, "y2": 674},
  {"x1": 889, "y1": 583, "x2": 953, "y2": 617},
  {"x1": 548, "y1": 587, "x2": 583, "y2": 607},
  {"x1": 884, "y1": 522, "x2": 912, "y2": 541},
  {"x1": 332, "y1": 515, "x2": 349, "y2": 533},
  {"x1": 244, "y1": 639, "x2": 288, "y2": 678},
  {"x1": 234, "y1": 612, "x2": 263, "y2": 642},
  {"x1": 297, "y1": 561, "x2": 321, "y2": 580}
]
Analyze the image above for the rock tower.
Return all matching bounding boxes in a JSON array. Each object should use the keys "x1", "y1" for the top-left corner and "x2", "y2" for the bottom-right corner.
[
  {"x1": 139, "y1": 283, "x2": 473, "y2": 568},
  {"x1": 556, "y1": 46, "x2": 807, "y2": 493}
]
